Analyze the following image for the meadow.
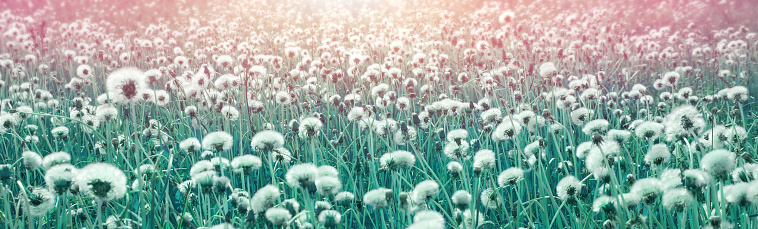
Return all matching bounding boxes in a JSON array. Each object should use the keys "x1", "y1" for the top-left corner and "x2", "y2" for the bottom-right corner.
[{"x1": 0, "y1": 0, "x2": 757, "y2": 228}]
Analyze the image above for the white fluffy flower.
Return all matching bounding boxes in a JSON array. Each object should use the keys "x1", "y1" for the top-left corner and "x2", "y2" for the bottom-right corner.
[
  {"x1": 251, "y1": 130, "x2": 285, "y2": 152},
  {"x1": 75, "y1": 163, "x2": 128, "y2": 201}
]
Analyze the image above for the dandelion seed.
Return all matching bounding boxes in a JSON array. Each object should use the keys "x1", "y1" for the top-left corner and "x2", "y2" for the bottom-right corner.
[
  {"x1": 472, "y1": 149, "x2": 496, "y2": 172},
  {"x1": 318, "y1": 210, "x2": 342, "y2": 228},
  {"x1": 663, "y1": 105, "x2": 705, "y2": 142},
  {"x1": 75, "y1": 163, "x2": 127, "y2": 201},
  {"x1": 363, "y1": 188, "x2": 392, "y2": 209},
  {"x1": 231, "y1": 155, "x2": 262, "y2": 174},
  {"x1": 592, "y1": 196, "x2": 616, "y2": 215},
  {"x1": 644, "y1": 144, "x2": 671, "y2": 167},
  {"x1": 42, "y1": 152, "x2": 71, "y2": 170},
  {"x1": 251, "y1": 185, "x2": 280, "y2": 213},
  {"x1": 315, "y1": 176, "x2": 342, "y2": 196},
  {"x1": 286, "y1": 163, "x2": 319, "y2": 191},
  {"x1": 298, "y1": 117, "x2": 323, "y2": 139},
  {"x1": 180, "y1": 137, "x2": 201, "y2": 154},
  {"x1": 556, "y1": 176, "x2": 584, "y2": 203},
  {"x1": 251, "y1": 130, "x2": 285, "y2": 152},
  {"x1": 701, "y1": 149, "x2": 736, "y2": 180},
  {"x1": 443, "y1": 141, "x2": 470, "y2": 160},
  {"x1": 202, "y1": 131, "x2": 234, "y2": 152},
  {"x1": 497, "y1": 168, "x2": 524, "y2": 187},
  {"x1": 265, "y1": 207, "x2": 292, "y2": 226},
  {"x1": 479, "y1": 188, "x2": 502, "y2": 209},
  {"x1": 22, "y1": 151, "x2": 42, "y2": 170},
  {"x1": 335, "y1": 192, "x2": 355, "y2": 207},
  {"x1": 582, "y1": 119, "x2": 609, "y2": 135},
  {"x1": 106, "y1": 67, "x2": 147, "y2": 104},
  {"x1": 630, "y1": 178, "x2": 663, "y2": 204}
]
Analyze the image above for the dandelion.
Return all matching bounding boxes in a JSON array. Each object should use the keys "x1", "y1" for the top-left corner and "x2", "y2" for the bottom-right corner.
[
  {"x1": 270, "y1": 147, "x2": 293, "y2": 164},
  {"x1": 472, "y1": 149, "x2": 496, "y2": 172},
  {"x1": 106, "y1": 67, "x2": 146, "y2": 104},
  {"x1": 722, "y1": 183, "x2": 750, "y2": 205},
  {"x1": 592, "y1": 196, "x2": 617, "y2": 215},
  {"x1": 209, "y1": 223, "x2": 236, "y2": 229},
  {"x1": 220, "y1": 106, "x2": 240, "y2": 121},
  {"x1": 380, "y1": 150, "x2": 416, "y2": 170},
  {"x1": 298, "y1": 117, "x2": 323, "y2": 139},
  {"x1": 363, "y1": 188, "x2": 392, "y2": 209},
  {"x1": 251, "y1": 185, "x2": 281, "y2": 213},
  {"x1": 443, "y1": 141, "x2": 470, "y2": 160},
  {"x1": 556, "y1": 176, "x2": 584, "y2": 203},
  {"x1": 726, "y1": 86, "x2": 749, "y2": 102},
  {"x1": 315, "y1": 176, "x2": 342, "y2": 196},
  {"x1": 231, "y1": 155, "x2": 262, "y2": 174},
  {"x1": 492, "y1": 118, "x2": 522, "y2": 141},
  {"x1": 412, "y1": 180, "x2": 440, "y2": 203},
  {"x1": 265, "y1": 207, "x2": 292, "y2": 226},
  {"x1": 24, "y1": 187, "x2": 55, "y2": 216},
  {"x1": 570, "y1": 108, "x2": 593, "y2": 126},
  {"x1": 75, "y1": 163, "x2": 128, "y2": 201},
  {"x1": 51, "y1": 126, "x2": 70, "y2": 140},
  {"x1": 202, "y1": 131, "x2": 234, "y2": 152},
  {"x1": 335, "y1": 192, "x2": 355, "y2": 207},
  {"x1": 498, "y1": 168, "x2": 524, "y2": 187},
  {"x1": 412, "y1": 210, "x2": 445, "y2": 228},
  {"x1": 459, "y1": 209, "x2": 485, "y2": 229},
  {"x1": 285, "y1": 163, "x2": 319, "y2": 190},
  {"x1": 318, "y1": 210, "x2": 342, "y2": 228},
  {"x1": 701, "y1": 149, "x2": 736, "y2": 180},
  {"x1": 634, "y1": 121, "x2": 664, "y2": 139},
  {"x1": 630, "y1": 178, "x2": 663, "y2": 204},
  {"x1": 662, "y1": 188, "x2": 694, "y2": 211},
  {"x1": 582, "y1": 119, "x2": 609, "y2": 135},
  {"x1": 45, "y1": 164, "x2": 77, "y2": 195},
  {"x1": 251, "y1": 130, "x2": 285, "y2": 152},
  {"x1": 347, "y1": 107, "x2": 366, "y2": 122},
  {"x1": 447, "y1": 161, "x2": 463, "y2": 177},
  {"x1": 663, "y1": 105, "x2": 705, "y2": 141},
  {"x1": 180, "y1": 137, "x2": 202, "y2": 153},
  {"x1": 644, "y1": 144, "x2": 671, "y2": 167},
  {"x1": 659, "y1": 169, "x2": 683, "y2": 190},
  {"x1": 42, "y1": 152, "x2": 71, "y2": 170},
  {"x1": 480, "y1": 188, "x2": 502, "y2": 209},
  {"x1": 446, "y1": 129, "x2": 468, "y2": 143},
  {"x1": 22, "y1": 151, "x2": 42, "y2": 170}
]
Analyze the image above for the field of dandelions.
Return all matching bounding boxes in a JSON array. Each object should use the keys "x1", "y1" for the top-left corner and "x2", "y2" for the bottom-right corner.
[{"x1": 1, "y1": 0, "x2": 757, "y2": 228}]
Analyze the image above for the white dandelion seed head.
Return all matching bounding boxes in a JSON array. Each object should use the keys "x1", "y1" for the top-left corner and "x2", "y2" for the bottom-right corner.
[
  {"x1": 75, "y1": 163, "x2": 128, "y2": 201},
  {"x1": 443, "y1": 141, "x2": 470, "y2": 160},
  {"x1": 498, "y1": 168, "x2": 524, "y2": 187},
  {"x1": 265, "y1": 207, "x2": 292, "y2": 226},
  {"x1": 380, "y1": 150, "x2": 416, "y2": 170},
  {"x1": 556, "y1": 176, "x2": 584, "y2": 201},
  {"x1": 202, "y1": 131, "x2": 234, "y2": 152},
  {"x1": 24, "y1": 187, "x2": 55, "y2": 217},
  {"x1": 412, "y1": 180, "x2": 440, "y2": 203},
  {"x1": 479, "y1": 188, "x2": 502, "y2": 209},
  {"x1": 251, "y1": 185, "x2": 281, "y2": 213},
  {"x1": 251, "y1": 130, "x2": 285, "y2": 152},
  {"x1": 315, "y1": 176, "x2": 342, "y2": 196},
  {"x1": 473, "y1": 149, "x2": 496, "y2": 171},
  {"x1": 363, "y1": 188, "x2": 392, "y2": 209},
  {"x1": 451, "y1": 190, "x2": 472, "y2": 207},
  {"x1": 22, "y1": 151, "x2": 42, "y2": 170},
  {"x1": 663, "y1": 105, "x2": 705, "y2": 142},
  {"x1": 644, "y1": 144, "x2": 671, "y2": 167},
  {"x1": 701, "y1": 149, "x2": 736, "y2": 180},
  {"x1": 285, "y1": 163, "x2": 319, "y2": 189},
  {"x1": 42, "y1": 152, "x2": 71, "y2": 170},
  {"x1": 231, "y1": 155, "x2": 262, "y2": 173}
]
